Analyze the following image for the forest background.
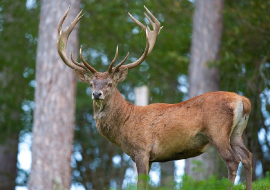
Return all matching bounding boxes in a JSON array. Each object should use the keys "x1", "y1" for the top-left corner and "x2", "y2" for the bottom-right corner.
[{"x1": 0, "y1": 0, "x2": 270, "y2": 189}]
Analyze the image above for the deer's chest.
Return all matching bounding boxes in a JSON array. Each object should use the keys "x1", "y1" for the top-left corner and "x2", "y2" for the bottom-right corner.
[
  {"x1": 96, "y1": 120, "x2": 111, "y2": 137},
  {"x1": 95, "y1": 118, "x2": 120, "y2": 146}
]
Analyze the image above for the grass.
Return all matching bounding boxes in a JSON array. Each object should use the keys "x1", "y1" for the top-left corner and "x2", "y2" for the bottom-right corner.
[{"x1": 118, "y1": 172, "x2": 270, "y2": 190}]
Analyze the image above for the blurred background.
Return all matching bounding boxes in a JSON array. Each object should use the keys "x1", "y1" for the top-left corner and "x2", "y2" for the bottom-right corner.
[{"x1": 0, "y1": 0, "x2": 270, "y2": 189}]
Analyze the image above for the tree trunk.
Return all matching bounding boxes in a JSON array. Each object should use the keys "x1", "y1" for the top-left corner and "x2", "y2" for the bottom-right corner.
[
  {"x1": 160, "y1": 162, "x2": 174, "y2": 187},
  {"x1": 0, "y1": 134, "x2": 18, "y2": 190},
  {"x1": 185, "y1": 0, "x2": 225, "y2": 180},
  {"x1": 28, "y1": 1, "x2": 80, "y2": 189}
]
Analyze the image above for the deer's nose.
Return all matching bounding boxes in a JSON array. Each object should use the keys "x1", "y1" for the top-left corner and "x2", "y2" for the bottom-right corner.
[{"x1": 92, "y1": 91, "x2": 102, "y2": 100}]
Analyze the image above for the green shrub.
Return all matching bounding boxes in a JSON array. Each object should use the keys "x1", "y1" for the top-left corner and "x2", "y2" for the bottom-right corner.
[
  {"x1": 121, "y1": 173, "x2": 270, "y2": 190},
  {"x1": 251, "y1": 172, "x2": 270, "y2": 190}
]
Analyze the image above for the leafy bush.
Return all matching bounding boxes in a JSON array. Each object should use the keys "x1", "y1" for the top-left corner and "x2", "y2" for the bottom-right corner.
[
  {"x1": 251, "y1": 172, "x2": 270, "y2": 190},
  {"x1": 121, "y1": 172, "x2": 270, "y2": 190}
]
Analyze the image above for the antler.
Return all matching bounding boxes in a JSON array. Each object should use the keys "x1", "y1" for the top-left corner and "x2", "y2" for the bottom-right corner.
[
  {"x1": 57, "y1": 6, "x2": 162, "y2": 75},
  {"x1": 57, "y1": 7, "x2": 97, "y2": 74},
  {"x1": 107, "y1": 6, "x2": 162, "y2": 73},
  {"x1": 121, "y1": 6, "x2": 163, "y2": 70},
  {"x1": 107, "y1": 46, "x2": 130, "y2": 74}
]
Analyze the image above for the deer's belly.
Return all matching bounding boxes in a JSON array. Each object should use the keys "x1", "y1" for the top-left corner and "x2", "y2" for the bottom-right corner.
[{"x1": 149, "y1": 133, "x2": 211, "y2": 162}]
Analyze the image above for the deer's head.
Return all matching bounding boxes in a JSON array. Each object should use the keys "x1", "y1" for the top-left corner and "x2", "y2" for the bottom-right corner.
[
  {"x1": 74, "y1": 58, "x2": 129, "y2": 103},
  {"x1": 57, "y1": 6, "x2": 162, "y2": 104}
]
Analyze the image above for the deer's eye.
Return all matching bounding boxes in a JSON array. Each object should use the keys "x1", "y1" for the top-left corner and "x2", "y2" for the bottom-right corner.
[
  {"x1": 108, "y1": 83, "x2": 112, "y2": 87},
  {"x1": 89, "y1": 83, "x2": 93, "y2": 87}
]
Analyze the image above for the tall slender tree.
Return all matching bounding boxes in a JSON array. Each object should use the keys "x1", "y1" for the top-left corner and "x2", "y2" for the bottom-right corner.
[
  {"x1": 185, "y1": 0, "x2": 225, "y2": 180},
  {"x1": 28, "y1": 1, "x2": 80, "y2": 189}
]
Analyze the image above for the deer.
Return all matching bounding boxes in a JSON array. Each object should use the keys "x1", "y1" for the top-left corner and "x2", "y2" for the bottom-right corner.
[{"x1": 57, "y1": 6, "x2": 253, "y2": 190}]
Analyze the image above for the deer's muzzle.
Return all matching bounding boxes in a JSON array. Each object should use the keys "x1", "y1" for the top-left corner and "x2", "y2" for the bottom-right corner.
[{"x1": 92, "y1": 90, "x2": 104, "y2": 100}]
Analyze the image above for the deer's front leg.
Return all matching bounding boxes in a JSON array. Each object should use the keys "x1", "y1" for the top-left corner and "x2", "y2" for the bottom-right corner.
[{"x1": 135, "y1": 154, "x2": 151, "y2": 190}]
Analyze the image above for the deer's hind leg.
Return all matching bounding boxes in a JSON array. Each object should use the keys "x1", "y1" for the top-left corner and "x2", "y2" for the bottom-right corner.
[
  {"x1": 211, "y1": 137, "x2": 240, "y2": 184},
  {"x1": 230, "y1": 118, "x2": 252, "y2": 190},
  {"x1": 203, "y1": 122, "x2": 240, "y2": 185}
]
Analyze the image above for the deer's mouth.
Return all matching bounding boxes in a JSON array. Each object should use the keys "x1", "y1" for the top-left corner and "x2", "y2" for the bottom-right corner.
[
  {"x1": 93, "y1": 97, "x2": 104, "y2": 101},
  {"x1": 94, "y1": 99, "x2": 105, "y2": 111}
]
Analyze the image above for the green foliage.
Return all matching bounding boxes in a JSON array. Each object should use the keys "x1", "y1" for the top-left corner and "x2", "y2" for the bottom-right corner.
[
  {"x1": 179, "y1": 175, "x2": 232, "y2": 190},
  {"x1": 251, "y1": 172, "x2": 270, "y2": 190},
  {"x1": 0, "y1": 0, "x2": 39, "y2": 186},
  {"x1": 119, "y1": 174, "x2": 270, "y2": 190},
  {"x1": 191, "y1": 160, "x2": 204, "y2": 173},
  {"x1": 220, "y1": 0, "x2": 270, "y2": 93},
  {"x1": 0, "y1": 1, "x2": 39, "y2": 140}
]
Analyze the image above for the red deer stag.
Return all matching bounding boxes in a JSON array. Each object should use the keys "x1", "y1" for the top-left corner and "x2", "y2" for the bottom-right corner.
[{"x1": 57, "y1": 6, "x2": 252, "y2": 190}]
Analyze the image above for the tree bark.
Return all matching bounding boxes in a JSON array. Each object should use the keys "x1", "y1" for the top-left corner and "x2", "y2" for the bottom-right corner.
[
  {"x1": 160, "y1": 162, "x2": 174, "y2": 187},
  {"x1": 185, "y1": 0, "x2": 225, "y2": 180},
  {"x1": 0, "y1": 134, "x2": 18, "y2": 190},
  {"x1": 28, "y1": 1, "x2": 80, "y2": 189}
]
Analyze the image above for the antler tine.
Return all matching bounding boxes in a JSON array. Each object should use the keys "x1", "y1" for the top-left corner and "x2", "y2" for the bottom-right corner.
[
  {"x1": 70, "y1": 51, "x2": 89, "y2": 70},
  {"x1": 128, "y1": 12, "x2": 146, "y2": 32},
  {"x1": 66, "y1": 9, "x2": 85, "y2": 36},
  {"x1": 80, "y1": 46, "x2": 97, "y2": 74},
  {"x1": 143, "y1": 6, "x2": 162, "y2": 55},
  {"x1": 122, "y1": 30, "x2": 150, "y2": 70},
  {"x1": 58, "y1": 6, "x2": 70, "y2": 35},
  {"x1": 58, "y1": 7, "x2": 84, "y2": 37},
  {"x1": 143, "y1": 6, "x2": 164, "y2": 33},
  {"x1": 144, "y1": 6, "x2": 159, "y2": 24},
  {"x1": 113, "y1": 52, "x2": 130, "y2": 72},
  {"x1": 144, "y1": 13, "x2": 154, "y2": 29},
  {"x1": 144, "y1": 6, "x2": 164, "y2": 35},
  {"x1": 108, "y1": 46, "x2": 119, "y2": 74},
  {"x1": 57, "y1": 8, "x2": 93, "y2": 73},
  {"x1": 121, "y1": 7, "x2": 161, "y2": 70}
]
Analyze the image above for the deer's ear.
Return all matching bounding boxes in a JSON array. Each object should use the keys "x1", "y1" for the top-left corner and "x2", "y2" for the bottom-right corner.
[
  {"x1": 113, "y1": 68, "x2": 128, "y2": 83},
  {"x1": 74, "y1": 70, "x2": 93, "y2": 83}
]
